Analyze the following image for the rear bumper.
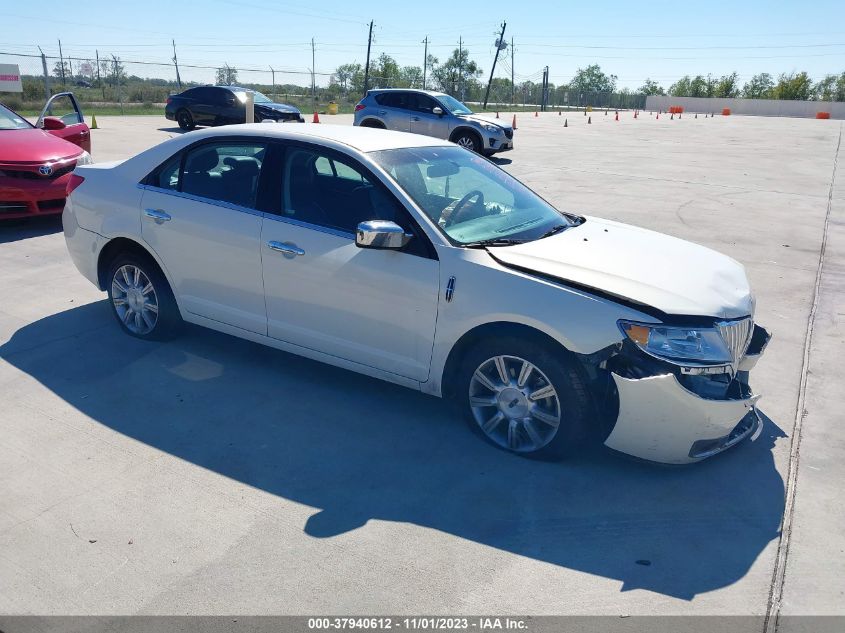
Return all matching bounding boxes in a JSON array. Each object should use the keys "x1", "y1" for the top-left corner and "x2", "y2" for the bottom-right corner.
[
  {"x1": 62, "y1": 198, "x2": 105, "y2": 288},
  {"x1": 0, "y1": 174, "x2": 70, "y2": 220}
]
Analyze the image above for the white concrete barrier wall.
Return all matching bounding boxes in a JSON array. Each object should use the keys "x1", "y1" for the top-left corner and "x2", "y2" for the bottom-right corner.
[{"x1": 645, "y1": 96, "x2": 845, "y2": 119}]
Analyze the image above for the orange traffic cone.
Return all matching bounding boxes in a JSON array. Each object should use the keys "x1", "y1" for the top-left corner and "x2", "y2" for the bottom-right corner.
[
  {"x1": 312, "y1": 111, "x2": 320, "y2": 123},
  {"x1": 615, "y1": 111, "x2": 619, "y2": 121},
  {"x1": 534, "y1": 111, "x2": 538, "y2": 117},
  {"x1": 512, "y1": 114, "x2": 517, "y2": 130}
]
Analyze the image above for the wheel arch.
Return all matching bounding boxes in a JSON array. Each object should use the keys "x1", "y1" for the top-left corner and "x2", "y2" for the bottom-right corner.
[
  {"x1": 96, "y1": 237, "x2": 174, "y2": 297},
  {"x1": 359, "y1": 118, "x2": 386, "y2": 129},
  {"x1": 448, "y1": 126, "x2": 483, "y2": 146},
  {"x1": 439, "y1": 321, "x2": 578, "y2": 399}
]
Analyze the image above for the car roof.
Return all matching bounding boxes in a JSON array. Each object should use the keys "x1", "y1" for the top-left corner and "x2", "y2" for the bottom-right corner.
[
  {"x1": 370, "y1": 88, "x2": 447, "y2": 98},
  {"x1": 183, "y1": 122, "x2": 453, "y2": 153}
]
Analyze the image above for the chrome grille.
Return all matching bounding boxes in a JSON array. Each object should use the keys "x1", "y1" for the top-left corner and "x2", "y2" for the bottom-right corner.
[{"x1": 716, "y1": 318, "x2": 754, "y2": 365}]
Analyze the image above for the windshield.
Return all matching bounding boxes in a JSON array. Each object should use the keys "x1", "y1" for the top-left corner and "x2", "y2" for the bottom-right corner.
[
  {"x1": 436, "y1": 94, "x2": 472, "y2": 115},
  {"x1": 371, "y1": 146, "x2": 579, "y2": 246},
  {"x1": 0, "y1": 103, "x2": 33, "y2": 130},
  {"x1": 235, "y1": 90, "x2": 273, "y2": 104}
]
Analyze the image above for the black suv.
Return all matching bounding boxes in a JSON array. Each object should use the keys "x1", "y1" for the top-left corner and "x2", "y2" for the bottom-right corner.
[{"x1": 165, "y1": 86, "x2": 304, "y2": 130}]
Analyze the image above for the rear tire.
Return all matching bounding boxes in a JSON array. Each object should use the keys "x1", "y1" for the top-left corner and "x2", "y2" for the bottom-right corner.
[
  {"x1": 360, "y1": 119, "x2": 386, "y2": 129},
  {"x1": 107, "y1": 252, "x2": 182, "y2": 341},
  {"x1": 457, "y1": 337, "x2": 591, "y2": 460},
  {"x1": 176, "y1": 109, "x2": 195, "y2": 130}
]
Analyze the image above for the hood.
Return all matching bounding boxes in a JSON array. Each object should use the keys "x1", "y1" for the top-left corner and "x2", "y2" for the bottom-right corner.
[
  {"x1": 0, "y1": 128, "x2": 83, "y2": 164},
  {"x1": 255, "y1": 102, "x2": 301, "y2": 115},
  {"x1": 458, "y1": 113, "x2": 511, "y2": 130},
  {"x1": 491, "y1": 216, "x2": 753, "y2": 320}
]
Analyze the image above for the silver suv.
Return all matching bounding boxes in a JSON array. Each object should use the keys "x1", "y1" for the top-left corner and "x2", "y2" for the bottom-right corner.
[{"x1": 353, "y1": 89, "x2": 514, "y2": 156}]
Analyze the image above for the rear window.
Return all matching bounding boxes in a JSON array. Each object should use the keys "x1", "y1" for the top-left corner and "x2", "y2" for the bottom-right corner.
[{"x1": 374, "y1": 92, "x2": 408, "y2": 109}]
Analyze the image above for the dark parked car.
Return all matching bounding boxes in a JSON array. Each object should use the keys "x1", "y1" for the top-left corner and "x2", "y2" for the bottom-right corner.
[{"x1": 165, "y1": 86, "x2": 304, "y2": 130}]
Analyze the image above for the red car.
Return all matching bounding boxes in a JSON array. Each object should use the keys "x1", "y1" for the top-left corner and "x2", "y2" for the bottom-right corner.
[{"x1": 0, "y1": 92, "x2": 92, "y2": 220}]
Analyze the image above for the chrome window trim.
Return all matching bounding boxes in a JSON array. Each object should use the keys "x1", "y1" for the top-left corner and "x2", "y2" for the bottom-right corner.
[
  {"x1": 137, "y1": 183, "x2": 263, "y2": 218},
  {"x1": 261, "y1": 210, "x2": 355, "y2": 240}
]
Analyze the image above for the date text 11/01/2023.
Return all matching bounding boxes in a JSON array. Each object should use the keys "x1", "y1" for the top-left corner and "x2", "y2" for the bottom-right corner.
[{"x1": 307, "y1": 617, "x2": 529, "y2": 630}]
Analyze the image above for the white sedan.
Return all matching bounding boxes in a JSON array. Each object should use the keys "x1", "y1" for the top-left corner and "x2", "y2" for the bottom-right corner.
[{"x1": 63, "y1": 124, "x2": 770, "y2": 464}]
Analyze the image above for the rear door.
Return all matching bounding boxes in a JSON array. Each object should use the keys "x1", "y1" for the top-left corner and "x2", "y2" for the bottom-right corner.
[
  {"x1": 374, "y1": 92, "x2": 410, "y2": 132},
  {"x1": 36, "y1": 92, "x2": 90, "y2": 152},
  {"x1": 140, "y1": 139, "x2": 269, "y2": 334},
  {"x1": 189, "y1": 88, "x2": 219, "y2": 126}
]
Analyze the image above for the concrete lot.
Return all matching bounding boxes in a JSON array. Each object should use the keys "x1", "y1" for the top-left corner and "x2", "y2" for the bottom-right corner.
[{"x1": 1, "y1": 112, "x2": 843, "y2": 622}]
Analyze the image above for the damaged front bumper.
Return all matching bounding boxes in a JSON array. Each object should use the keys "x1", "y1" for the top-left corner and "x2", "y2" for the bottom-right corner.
[{"x1": 602, "y1": 324, "x2": 771, "y2": 464}]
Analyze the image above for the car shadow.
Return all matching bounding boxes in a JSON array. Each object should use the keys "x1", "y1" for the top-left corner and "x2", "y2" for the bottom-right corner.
[
  {"x1": 488, "y1": 156, "x2": 513, "y2": 166},
  {"x1": 157, "y1": 126, "x2": 193, "y2": 134},
  {"x1": 0, "y1": 215, "x2": 63, "y2": 244},
  {"x1": 0, "y1": 301, "x2": 787, "y2": 601}
]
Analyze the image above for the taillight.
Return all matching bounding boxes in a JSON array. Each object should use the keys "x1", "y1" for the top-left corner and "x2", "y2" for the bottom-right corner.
[
  {"x1": 66, "y1": 173, "x2": 85, "y2": 195},
  {"x1": 354, "y1": 104, "x2": 365, "y2": 111}
]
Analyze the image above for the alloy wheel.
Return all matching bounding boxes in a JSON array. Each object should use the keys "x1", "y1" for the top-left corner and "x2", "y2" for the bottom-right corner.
[
  {"x1": 111, "y1": 265, "x2": 159, "y2": 336},
  {"x1": 456, "y1": 136, "x2": 475, "y2": 150},
  {"x1": 468, "y1": 355, "x2": 561, "y2": 453}
]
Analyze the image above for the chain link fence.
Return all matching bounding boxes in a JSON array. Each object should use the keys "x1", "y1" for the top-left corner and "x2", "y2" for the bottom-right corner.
[{"x1": 1, "y1": 50, "x2": 646, "y2": 114}]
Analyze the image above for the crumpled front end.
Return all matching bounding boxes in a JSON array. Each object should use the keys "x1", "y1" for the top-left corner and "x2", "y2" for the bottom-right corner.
[{"x1": 596, "y1": 323, "x2": 771, "y2": 464}]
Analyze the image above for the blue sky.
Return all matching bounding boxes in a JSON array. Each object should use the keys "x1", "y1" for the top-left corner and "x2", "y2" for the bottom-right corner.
[{"x1": 2, "y1": 0, "x2": 844, "y2": 90}]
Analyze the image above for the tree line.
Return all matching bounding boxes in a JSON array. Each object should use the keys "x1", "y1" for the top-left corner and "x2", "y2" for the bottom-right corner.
[{"x1": 640, "y1": 71, "x2": 845, "y2": 101}]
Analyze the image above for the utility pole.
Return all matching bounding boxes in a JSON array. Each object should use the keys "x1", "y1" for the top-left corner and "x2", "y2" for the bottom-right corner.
[
  {"x1": 510, "y1": 37, "x2": 514, "y2": 105},
  {"x1": 270, "y1": 66, "x2": 275, "y2": 98},
  {"x1": 112, "y1": 55, "x2": 123, "y2": 115},
  {"x1": 457, "y1": 36, "x2": 462, "y2": 98},
  {"x1": 96, "y1": 49, "x2": 104, "y2": 99},
  {"x1": 58, "y1": 39, "x2": 66, "y2": 87},
  {"x1": 172, "y1": 39, "x2": 182, "y2": 89},
  {"x1": 483, "y1": 21, "x2": 507, "y2": 110},
  {"x1": 363, "y1": 20, "x2": 374, "y2": 94},
  {"x1": 541, "y1": 66, "x2": 549, "y2": 111},
  {"x1": 38, "y1": 46, "x2": 50, "y2": 101},
  {"x1": 422, "y1": 36, "x2": 428, "y2": 90},
  {"x1": 311, "y1": 38, "x2": 316, "y2": 103}
]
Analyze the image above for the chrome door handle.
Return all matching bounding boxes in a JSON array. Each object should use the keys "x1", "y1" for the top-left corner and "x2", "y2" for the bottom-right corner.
[
  {"x1": 144, "y1": 208, "x2": 171, "y2": 224},
  {"x1": 268, "y1": 240, "x2": 305, "y2": 258}
]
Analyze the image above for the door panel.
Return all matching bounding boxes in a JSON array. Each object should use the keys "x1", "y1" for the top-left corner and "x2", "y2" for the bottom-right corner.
[
  {"x1": 141, "y1": 190, "x2": 266, "y2": 333},
  {"x1": 261, "y1": 218, "x2": 439, "y2": 381}
]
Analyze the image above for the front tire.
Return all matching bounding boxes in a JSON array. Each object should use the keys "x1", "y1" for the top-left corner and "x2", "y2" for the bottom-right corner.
[
  {"x1": 453, "y1": 130, "x2": 482, "y2": 153},
  {"x1": 457, "y1": 337, "x2": 591, "y2": 459},
  {"x1": 176, "y1": 109, "x2": 195, "y2": 130},
  {"x1": 107, "y1": 253, "x2": 181, "y2": 340}
]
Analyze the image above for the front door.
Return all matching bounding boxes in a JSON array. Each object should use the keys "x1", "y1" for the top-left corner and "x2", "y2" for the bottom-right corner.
[
  {"x1": 261, "y1": 144, "x2": 440, "y2": 381},
  {"x1": 36, "y1": 92, "x2": 90, "y2": 152},
  {"x1": 409, "y1": 93, "x2": 449, "y2": 139},
  {"x1": 140, "y1": 140, "x2": 269, "y2": 334}
]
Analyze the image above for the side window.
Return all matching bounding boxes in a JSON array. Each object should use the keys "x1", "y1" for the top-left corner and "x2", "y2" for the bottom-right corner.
[
  {"x1": 181, "y1": 142, "x2": 266, "y2": 208},
  {"x1": 283, "y1": 148, "x2": 403, "y2": 233},
  {"x1": 154, "y1": 155, "x2": 181, "y2": 190},
  {"x1": 411, "y1": 94, "x2": 438, "y2": 114},
  {"x1": 375, "y1": 92, "x2": 407, "y2": 109},
  {"x1": 41, "y1": 94, "x2": 82, "y2": 126}
]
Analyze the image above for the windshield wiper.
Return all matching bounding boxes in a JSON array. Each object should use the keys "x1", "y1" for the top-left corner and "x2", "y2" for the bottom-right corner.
[
  {"x1": 461, "y1": 238, "x2": 525, "y2": 248},
  {"x1": 539, "y1": 224, "x2": 569, "y2": 239}
]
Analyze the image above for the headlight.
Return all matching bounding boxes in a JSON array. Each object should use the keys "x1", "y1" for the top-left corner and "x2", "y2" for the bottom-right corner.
[
  {"x1": 75, "y1": 150, "x2": 93, "y2": 166},
  {"x1": 482, "y1": 124, "x2": 502, "y2": 133},
  {"x1": 618, "y1": 320, "x2": 732, "y2": 365}
]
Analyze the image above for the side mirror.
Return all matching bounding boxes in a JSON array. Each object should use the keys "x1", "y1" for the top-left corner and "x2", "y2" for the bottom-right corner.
[
  {"x1": 356, "y1": 220, "x2": 411, "y2": 250},
  {"x1": 432, "y1": 106, "x2": 444, "y2": 116},
  {"x1": 42, "y1": 116, "x2": 67, "y2": 130}
]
